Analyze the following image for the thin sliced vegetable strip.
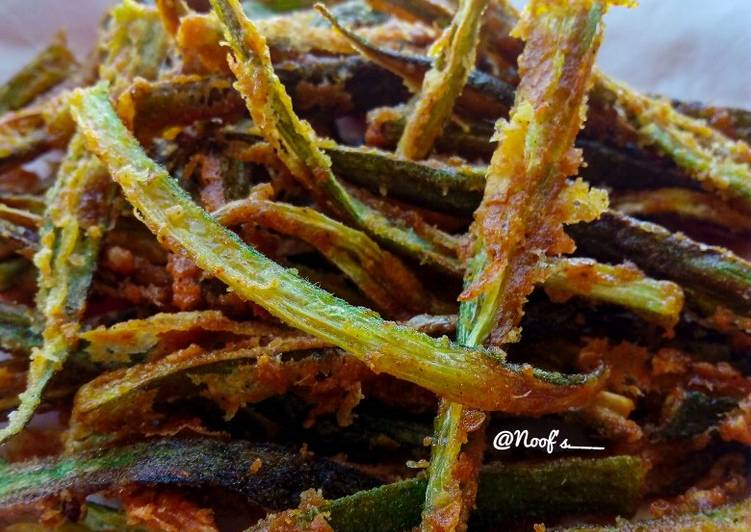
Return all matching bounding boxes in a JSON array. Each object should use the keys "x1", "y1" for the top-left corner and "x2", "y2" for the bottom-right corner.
[
  {"x1": 0, "y1": 33, "x2": 76, "y2": 115},
  {"x1": 0, "y1": 0, "x2": 174, "y2": 443},
  {"x1": 0, "y1": 134, "x2": 115, "y2": 444},
  {"x1": 214, "y1": 197, "x2": 447, "y2": 317},
  {"x1": 596, "y1": 76, "x2": 751, "y2": 211},
  {"x1": 210, "y1": 0, "x2": 462, "y2": 275},
  {"x1": 80, "y1": 310, "x2": 290, "y2": 363},
  {"x1": 460, "y1": 0, "x2": 615, "y2": 346},
  {"x1": 69, "y1": 83, "x2": 603, "y2": 413},
  {"x1": 611, "y1": 188, "x2": 751, "y2": 233},
  {"x1": 0, "y1": 438, "x2": 377, "y2": 520},
  {"x1": 391, "y1": 0, "x2": 489, "y2": 160},
  {"x1": 570, "y1": 210, "x2": 751, "y2": 316},
  {"x1": 251, "y1": 455, "x2": 645, "y2": 531},
  {"x1": 420, "y1": 1, "x2": 616, "y2": 529},
  {"x1": 67, "y1": 335, "x2": 341, "y2": 448},
  {"x1": 545, "y1": 258, "x2": 683, "y2": 330}
]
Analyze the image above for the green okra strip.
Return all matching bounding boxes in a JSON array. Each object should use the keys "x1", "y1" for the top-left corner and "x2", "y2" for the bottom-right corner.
[
  {"x1": 214, "y1": 197, "x2": 448, "y2": 317},
  {"x1": 0, "y1": 34, "x2": 76, "y2": 115},
  {"x1": 0, "y1": 438, "x2": 378, "y2": 520},
  {"x1": 458, "y1": 0, "x2": 612, "y2": 346},
  {"x1": 317, "y1": 3, "x2": 514, "y2": 121},
  {"x1": 564, "y1": 497, "x2": 751, "y2": 531},
  {"x1": 569, "y1": 210, "x2": 751, "y2": 315},
  {"x1": 0, "y1": 194, "x2": 46, "y2": 215},
  {"x1": 0, "y1": 134, "x2": 115, "y2": 444},
  {"x1": 389, "y1": 0, "x2": 489, "y2": 160},
  {"x1": 673, "y1": 100, "x2": 751, "y2": 145},
  {"x1": 322, "y1": 141, "x2": 486, "y2": 212},
  {"x1": 544, "y1": 258, "x2": 684, "y2": 330},
  {"x1": 251, "y1": 456, "x2": 645, "y2": 532},
  {"x1": 595, "y1": 77, "x2": 751, "y2": 211},
  {"x1": 0, "y1": 204, "x2": 41, "y2": 229},
  {"x1": 80, "y1": 310, "x2": 286, "y2": 357},
  {"x1": 70, "y1": 83, "x2": 604, "y2": 413},
  {"x1": 224, "y1": 137, "x2": 685, "y2": 328},
  {"x1": 210, "y1": 0, "x2": 462, "y2": 275},
  {"x1": 118, "y1": 75, "x2": 246, "y2": 142},
  {"x1": 98, "y1": 0, "x2": 173, "y2": 97},
  {"x1": 422, "y1": 1, "x2": 614, "y2": 528},
  {"x1": 612, "y1": 188, "x2": 751, "y2": 233},
  {"x1": 367, "y1": 108, "x2": 696, "y2": 194}
]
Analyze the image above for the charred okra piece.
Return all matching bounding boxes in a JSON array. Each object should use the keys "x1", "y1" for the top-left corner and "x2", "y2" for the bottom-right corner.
[{"x1": 0, "y1": 438, "x2": 378, "y2": 520}]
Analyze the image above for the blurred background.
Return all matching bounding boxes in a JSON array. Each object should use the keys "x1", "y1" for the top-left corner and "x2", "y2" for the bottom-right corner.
[{"x1": 0, "y1": 0, "x2": 748, "y2": 107}]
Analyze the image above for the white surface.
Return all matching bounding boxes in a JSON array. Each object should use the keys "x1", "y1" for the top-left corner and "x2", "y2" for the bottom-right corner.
[{"x1": 0, "y1": 0, "x2": 749, "y2": 107}]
